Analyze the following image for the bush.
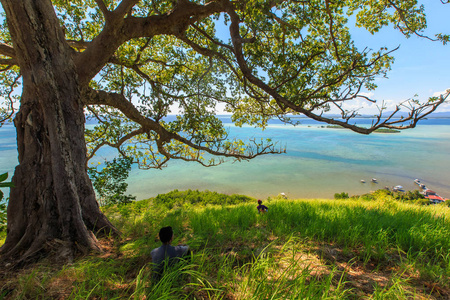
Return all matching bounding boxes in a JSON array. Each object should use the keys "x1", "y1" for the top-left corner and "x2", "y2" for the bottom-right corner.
[
  {"x1": 356, "y1": 189, "x2": 426, "y2": 204},
  {"x1": 0, "y1": 172, "x2": 14, "y2": 235},
  {"x1": 88, "y1": 157, "x2": 136, "y2": 206},
  {"x1": 394, "y1": 190, "x2": 425, "y2": 202},
  {"x1": 334, "y1": 192, "x2": 349, "y2": 199},
  {"x1": 0, "y1": 202, "x2": 6, "y2": 235}
]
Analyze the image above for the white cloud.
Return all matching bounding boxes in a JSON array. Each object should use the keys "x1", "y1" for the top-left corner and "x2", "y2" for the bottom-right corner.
[
  {"x1": 433, "y1": 89, "x2": 450, "y2": 97},
  {"x1": 330, "y1": 96, "x2": 400, "y2": 115}
]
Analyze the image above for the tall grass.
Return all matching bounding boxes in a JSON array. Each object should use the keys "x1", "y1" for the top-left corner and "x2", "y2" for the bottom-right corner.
[
  {"x1": 187, "y1": 199, "x2": 450, "y2": 267},
  {"x1": 2, "y1": 194, "x2": 449, "y2": 299}
]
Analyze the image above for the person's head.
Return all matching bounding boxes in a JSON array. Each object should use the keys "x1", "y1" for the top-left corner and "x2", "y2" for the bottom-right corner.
[
  {"x1": 258, "y1": 199, "x2": 262, "y2": 205},
  {"x1": 159, "y1": 226, "x2": 173, "y2": 244}
]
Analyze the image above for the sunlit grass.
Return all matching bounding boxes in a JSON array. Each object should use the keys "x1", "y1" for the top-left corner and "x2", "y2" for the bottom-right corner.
[{"x1": 1, "y1": 193, "x2": 449, "y2": 299}]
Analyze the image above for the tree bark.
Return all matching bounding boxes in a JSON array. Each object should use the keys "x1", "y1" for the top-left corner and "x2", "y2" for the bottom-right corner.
[{"x1": 0, "y1": 0, "x2": 117, "y2": 266}]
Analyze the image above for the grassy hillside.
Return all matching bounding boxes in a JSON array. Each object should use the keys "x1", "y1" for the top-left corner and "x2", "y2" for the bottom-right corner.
[{"x1": 1, "y1": 190, "x2": 449, "y2": 299}]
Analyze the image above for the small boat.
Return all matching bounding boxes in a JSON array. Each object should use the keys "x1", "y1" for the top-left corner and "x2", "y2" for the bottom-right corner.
[
  {"x1": 393, "y1": 185, "x2": 404, "y2": 192},
  {"x1": 413, "y1": 179, "x2": 429, "y2": 190},
  {"x1": 360, "y1": 180, "x2": 366, "y2": 183},
  {"x1": 371, "y1": 178, "x2": 377, "y2": 182}
]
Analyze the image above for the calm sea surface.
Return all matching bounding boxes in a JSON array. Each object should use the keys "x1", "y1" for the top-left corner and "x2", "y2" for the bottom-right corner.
[{"x1": 1, "y1": 116, "x2": 450, "y2": 200}]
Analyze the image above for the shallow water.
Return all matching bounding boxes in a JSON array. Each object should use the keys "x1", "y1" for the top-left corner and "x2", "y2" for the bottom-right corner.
[{"x1": 1, "y1": 118, "x2": 450, "y2": 200}]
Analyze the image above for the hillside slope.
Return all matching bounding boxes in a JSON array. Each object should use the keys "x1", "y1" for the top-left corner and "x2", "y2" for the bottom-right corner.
[{"x1": 1, "y1": 190, "x2": 449, "y2": 299}]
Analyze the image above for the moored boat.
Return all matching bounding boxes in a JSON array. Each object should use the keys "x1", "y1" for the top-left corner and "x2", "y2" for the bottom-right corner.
[{"x1": 393, "y1": 185, "x2": 404, "y2": 192}]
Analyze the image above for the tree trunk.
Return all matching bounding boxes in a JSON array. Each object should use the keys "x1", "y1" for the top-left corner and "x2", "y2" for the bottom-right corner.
[{"x1": 0, "y1": 0, "x2": 117, "y2": 266}]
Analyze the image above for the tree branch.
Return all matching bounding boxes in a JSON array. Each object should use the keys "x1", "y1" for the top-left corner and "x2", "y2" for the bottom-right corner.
[
  {"x1": 224, "y1": 1, "x2": 445, "y2": 134},
  {"x1": 0, "y1": 43, "x2": 16, "y2": 58},
  {"x1": 94, "y1": 0, "x2": 110, "y2": 17},
  {"x1": 0, "y1": 73, "x2": 20, "y2": 124},
  {"x1": 113, "y1": 0, "x2": 140, "y2": 19},
  {"x1": 83, "y1": 87, "x2": 282, "y2": 165},
  {"x1": 75, "y1": 0, "x2": 227, "y2": 85}
]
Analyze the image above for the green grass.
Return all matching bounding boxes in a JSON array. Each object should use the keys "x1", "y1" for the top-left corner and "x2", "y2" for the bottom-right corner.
[{"x1": 1, "y1": 191, "x2": 449, "y2": 299}]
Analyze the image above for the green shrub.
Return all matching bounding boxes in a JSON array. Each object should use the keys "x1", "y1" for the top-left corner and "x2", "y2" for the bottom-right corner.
[
  {"x1": 334, "y1": 192, "x2": 349, "y2": 199},
  {"x1": 0, "y1": 172, "x2": 14, "y2": 235},
  {"x1": 393, "y1": 190, "x2": 425, "y2": 202},
  {"x1": 357, "y1": 189, "x2": 425, "y2": 204},
  {"x1": 88, "y1": 157, "x2": 136, "y2": 206}
]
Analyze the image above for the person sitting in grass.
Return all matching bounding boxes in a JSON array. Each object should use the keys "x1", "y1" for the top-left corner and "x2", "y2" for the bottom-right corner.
[
  {"x1": 257, "y1": 199, "x2": 268, "y2": 213},
  {"x1": 151, "y1": 226, "x2": 190, "y2": 281}
]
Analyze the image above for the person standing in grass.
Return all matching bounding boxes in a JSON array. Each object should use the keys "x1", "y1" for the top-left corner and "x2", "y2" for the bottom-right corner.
[
  {"x1": 151, "y1": 226, "x2": 190, "y2": 281},
  {"x1": 257, "y1": 199, "x2": 268, "y2": 213}
]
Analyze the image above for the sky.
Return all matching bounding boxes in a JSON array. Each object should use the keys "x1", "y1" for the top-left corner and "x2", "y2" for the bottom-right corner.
[
  {"x1": 210, "y1": 1, "x2": 450, "y2": 115},
  {"x1": 329, "y1": 1, "x2": 450, "y2": 114}
]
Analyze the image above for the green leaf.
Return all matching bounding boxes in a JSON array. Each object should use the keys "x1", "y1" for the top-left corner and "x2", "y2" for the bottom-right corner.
[{"x1": 0, "y1": 172, "x2": 8, "y2": 182}]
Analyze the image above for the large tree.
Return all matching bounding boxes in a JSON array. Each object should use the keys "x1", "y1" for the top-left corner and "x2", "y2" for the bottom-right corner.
[{"x1": 0, "y1": 0, "x2": 447, "y2": 266}]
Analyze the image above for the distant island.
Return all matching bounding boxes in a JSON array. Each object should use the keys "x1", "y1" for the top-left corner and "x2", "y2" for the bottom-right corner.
[
  {"x1": 289, "y1": 111, "x2": 450, "y2": 119},
  {"x1": 325, "y1": 125, "x2": 400, "y2": 133}
]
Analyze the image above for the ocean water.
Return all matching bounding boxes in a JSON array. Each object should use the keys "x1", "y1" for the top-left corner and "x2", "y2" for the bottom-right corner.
[{"x1": 1, "y1": 117, "x2": 450, "y2": 200}]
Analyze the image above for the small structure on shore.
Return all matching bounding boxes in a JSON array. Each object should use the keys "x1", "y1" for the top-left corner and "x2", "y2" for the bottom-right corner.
[{"x1": 414, "y1": 179, "x2": 448, "y2": 204}]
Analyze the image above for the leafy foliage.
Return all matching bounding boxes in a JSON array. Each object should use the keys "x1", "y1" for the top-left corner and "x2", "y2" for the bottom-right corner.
[
  {"x1": 0, "y1": 172, "x2": 13, "y2": 234},
  {"x1": 354, "y1": 189, "x2": 426, "y2": 203},
  {"x1": 87, "y1": 157, "x2": 136, "y2": 206},
  {"x1": 1, "y1": 1, "x2": 448, "y2": 173},
  {"x1": 334, "y1": 192, "x2": 349, "y2": 199}
]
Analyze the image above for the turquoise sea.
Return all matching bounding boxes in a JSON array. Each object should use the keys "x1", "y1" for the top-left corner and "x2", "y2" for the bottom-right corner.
[{"x1": 1, "y1": 116, "x2": 450, "y2": 200}]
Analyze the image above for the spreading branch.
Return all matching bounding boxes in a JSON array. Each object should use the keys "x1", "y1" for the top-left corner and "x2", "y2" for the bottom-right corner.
[{"x1": 83, "y1": 87, "x2": 283, "y2": 168}]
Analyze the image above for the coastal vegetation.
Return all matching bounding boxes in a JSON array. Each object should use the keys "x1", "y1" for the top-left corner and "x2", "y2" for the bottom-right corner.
[
  {"x1": 326, "y1": 125, "x2": 401, "y2": 133},
  {"x1": 374, "y1": 129, "x2": 401, "y2": 134},
  {"x1": 88, "y1": 158, "x2": 136, "y2": 207},
  {"x1": 1, "y1": 190, "x2": 449, "y2": 299},
  {"x1": 335, "y1": 189, "x2": 427, "y2": 204}
]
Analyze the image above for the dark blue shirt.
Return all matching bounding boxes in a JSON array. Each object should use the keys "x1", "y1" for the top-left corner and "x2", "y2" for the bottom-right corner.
[
  {"x1": 151, "y1": 244, "x2": 189, "y2": 280},
  {"x1": 257, "y1": 204, "x2": 268, "y2": 212}
]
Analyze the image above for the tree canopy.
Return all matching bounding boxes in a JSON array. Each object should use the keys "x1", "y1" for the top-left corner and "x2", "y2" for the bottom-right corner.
[{"x1": 0, "y1": 0, "x2": 448, "y2": 170}]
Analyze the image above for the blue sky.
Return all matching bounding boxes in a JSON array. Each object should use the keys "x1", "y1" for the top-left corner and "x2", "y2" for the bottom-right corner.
[
  {"x1": 208, "y1": 2, "x2": 450, "y2": 115},
  {"x1": 344, "y1": 1, "x2": 450, "y2": 113}
]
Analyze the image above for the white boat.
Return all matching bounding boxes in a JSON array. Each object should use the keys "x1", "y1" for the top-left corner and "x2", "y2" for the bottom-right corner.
[
  {"x1": 393, "y1": 185, "x2": 404, "y2": 192},
  {"x1": 413, "y1": 179, "x2": 427, "y2": 190},
  {"x1": 371, "y1": 178, "x2": 377, "y2": 182}
]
